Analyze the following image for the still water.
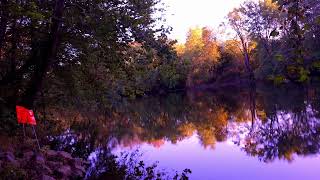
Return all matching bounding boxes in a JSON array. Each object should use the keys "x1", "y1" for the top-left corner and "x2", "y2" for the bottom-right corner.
[{"x1": 47, "y1": 84, "x2": 320, "y2": 179}]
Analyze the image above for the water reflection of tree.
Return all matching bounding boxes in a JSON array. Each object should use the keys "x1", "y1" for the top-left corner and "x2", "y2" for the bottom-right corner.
[
  {"x1": 45, "y1": 88, "x2": 247, "y2": 156},
  {"x1": 244, "y1": 84, "x2": 320, "y2": 162},
  {"x1": 44, "y1": 84, "x2": 320, "y2": 162}
]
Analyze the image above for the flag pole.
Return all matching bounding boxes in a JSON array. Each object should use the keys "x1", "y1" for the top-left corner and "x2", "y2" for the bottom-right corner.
[
  {"x1": 22, "y1": 124, "x2": 26, "y2": 138},
  {"x1": 32, "y1": 126, "x2": 41, "y2": 150}
]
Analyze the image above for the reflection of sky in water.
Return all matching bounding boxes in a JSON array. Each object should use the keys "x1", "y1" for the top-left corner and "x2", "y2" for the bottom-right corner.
[
  {"x1": 109, "y1": 105, "x2": 320, "y2": 179},
  {"x1": 112, "y1": 129, "x2": 320, "y2": 180},
  {"x1": 46, "y1": 86, "x2": 320, "y2": 179}
]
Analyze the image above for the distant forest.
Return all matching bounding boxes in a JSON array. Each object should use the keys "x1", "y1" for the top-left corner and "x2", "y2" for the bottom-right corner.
[{"x1": 0, "y1": 0, "x2": 319, "y2": 109}]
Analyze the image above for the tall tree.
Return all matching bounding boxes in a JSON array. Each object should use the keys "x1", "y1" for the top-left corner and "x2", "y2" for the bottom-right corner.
[
  {"x1": 0, "y1": 0, "x2": 177, "y2": 108},
  {"x1": 228, "y1": 9, "x2": 254, "y2": 79}
]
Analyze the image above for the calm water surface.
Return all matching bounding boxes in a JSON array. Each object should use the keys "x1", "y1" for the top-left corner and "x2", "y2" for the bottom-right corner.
[{"x1": 47, "y1": 84, "x2": 320, "y2": 179}]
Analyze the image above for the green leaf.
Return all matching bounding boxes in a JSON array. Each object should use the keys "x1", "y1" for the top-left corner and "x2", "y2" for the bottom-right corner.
[
  {"x1": 312, "y1": 61, "x2": 320, "y2": 69},
  {"x1": 298, "y1": 67, "x2": 310, "y2": 82},
  {"x1": 26, "y1": 11, "x2": 45, "y2": 20},
  {"x1": 316, "y1": 16, "x2": 320, "y2": 25},
  {"x1": 304, "y1": 24, "x2": 311, "y2": 31},
  {"x1": 275, "y1": 54, "x2": 284, "y2": 61},
  {"x1": 273, "y1": 75, "x2": 286, "y2": 85}
]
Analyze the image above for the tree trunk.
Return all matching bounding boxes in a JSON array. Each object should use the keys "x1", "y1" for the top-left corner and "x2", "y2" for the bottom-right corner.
[
  {"x1": 240, "y1": 38, "x2": 254, "y2": 80},
  {"x1": 0, "y1": 19, "x2": 40, "y2": 86},
  {"x1": 19, "y1": 0, "x2": 65, "y2": 108},
  {"x1": 0, "y1": 0, "x2": 8, "y2": 60}
]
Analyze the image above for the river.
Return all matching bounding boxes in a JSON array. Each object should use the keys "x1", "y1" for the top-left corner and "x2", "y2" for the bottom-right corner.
[{"x1": 43, "y1": 83, "x2": 320, "y2": 179}]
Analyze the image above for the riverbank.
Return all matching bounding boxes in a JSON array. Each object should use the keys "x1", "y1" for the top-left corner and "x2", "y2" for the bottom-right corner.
[{"x1": 0, "y1": 136, "x2": 88, "y2": 179}]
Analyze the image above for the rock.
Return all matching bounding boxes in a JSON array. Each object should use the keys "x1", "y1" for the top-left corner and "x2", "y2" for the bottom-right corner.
[
  {"x1": 3, "y1": 152, "x2": 19, "y2": 167},
  {"x1": 23, "y1": 151, "x2": 34, "y2": 160},
  {"x1": 82, "y1": 160, "x2": 90, "y2": 166},
  {"x1": 72, "y1": 169, "x2": 84, "y2": 178},
  {"x1": 47, "y1": 161, "x2": 63, "y2": 169},
  {"x1": 56, "y1": 165, "x2": 72, "y2": 178},
  {"x1": 73, "y1": 158, "x2": 83, "y2": 165},
  {"x1": 4, "y1": 151, "x2": 14, "y2": 159},
  {"x1": 35, "y1": 154, "x2": 46, "y2": 165},
  {"x1": 0, "y1": 148, "x2": 86, "y2": 179},
  {"x1": 46, "y1": 150, "x2": 59, "y2": 162},
  {"x1": 42, "y1": 174, "x2": 56, "y2": 180},
  {"x1": 42, "y1": 165, "x2": 53, "y2": 175},
  {"x1": 46, "y1": 150, "x2": 58, "y2": 157},
  {"x1": 69, "y1": 157, "x2": 83, "y2": 167},
  {"x1": 57, "y1": 151, "x2": 72, "y2": 160},
  {"x1": 74, "y1": 164, "x2": 86, "y2": 173}
]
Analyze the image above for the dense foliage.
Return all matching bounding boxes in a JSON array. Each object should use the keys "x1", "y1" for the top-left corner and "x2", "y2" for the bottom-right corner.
[
  {"x1": 1, "y1": 0, "x2": 319, "y2": 110},
  {"x1": 176, "y1": 0, "x2": 320, "y2": 85},
  {"x1": 0, "y1": 0, "x2": 186, "y2": 109}
]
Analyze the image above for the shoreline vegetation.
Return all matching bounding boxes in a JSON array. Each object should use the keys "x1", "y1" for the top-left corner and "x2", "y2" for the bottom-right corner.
[
  {"x1": 0, "y1": 0, "x2": 319, "y2": 108},
  {"x1": 0, "y1": 0, "x2": 320, "y2": 179}
]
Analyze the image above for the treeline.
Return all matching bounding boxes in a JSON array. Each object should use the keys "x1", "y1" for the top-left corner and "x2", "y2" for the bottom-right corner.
[
  {"x1": 0, "y1": 0, "x2": 187, "y2": 109},
  {"x1": 176, "y1": 0, "x2": 320, "y2": 85},
  {"x1": 175, "y1": 27, "x2": 247, "y2": 86},
  {"x1": 1, "y1": 0, "x2": 320, "y2": 109}
]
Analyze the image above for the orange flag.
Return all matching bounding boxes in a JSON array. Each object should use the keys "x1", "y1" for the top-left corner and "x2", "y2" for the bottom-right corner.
[{"x1": 16, "y1": 106, "x2": 37, "y2": 125}]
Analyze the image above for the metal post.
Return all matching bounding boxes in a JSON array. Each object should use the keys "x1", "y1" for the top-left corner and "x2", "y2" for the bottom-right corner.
[
  {"x1": 32, "y1": 126, "x2": 41, "y2": 150},
  {"x1": 22, "y1": 124, "x2": 26, "y2": 137}
]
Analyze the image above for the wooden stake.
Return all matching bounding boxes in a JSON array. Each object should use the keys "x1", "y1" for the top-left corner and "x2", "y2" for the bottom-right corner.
[
  {"x1": 32, "y1": 126, "x2": 41, "y2": 150},
  {"x1": 22, "y1": 124, "x2": 26, "y2": 138}
]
